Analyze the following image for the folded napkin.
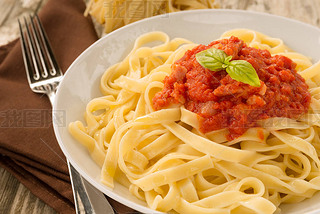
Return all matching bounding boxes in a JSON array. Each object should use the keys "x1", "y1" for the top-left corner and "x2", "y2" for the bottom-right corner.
[{"x1": 0, "y1": 0, "x2": 133, "y2": 213}]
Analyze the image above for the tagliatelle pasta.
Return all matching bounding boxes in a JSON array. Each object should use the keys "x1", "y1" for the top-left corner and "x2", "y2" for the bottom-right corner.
[
  {"x1": 84, "y1": 0, "x2": 217, "y2": 33},
  {"x1": 69, "y1": 29, "x2": 320, "y2": 213}
]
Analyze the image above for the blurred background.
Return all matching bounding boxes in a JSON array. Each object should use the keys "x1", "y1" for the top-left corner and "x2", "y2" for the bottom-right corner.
[{"x1": 1, "y1": 0, "x2": 319, "y2": 46}]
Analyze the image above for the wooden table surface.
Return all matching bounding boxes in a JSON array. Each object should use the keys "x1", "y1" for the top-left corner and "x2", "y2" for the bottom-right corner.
[{"x1": 1, "y1": 0, "x2": 320, "y2": 213}]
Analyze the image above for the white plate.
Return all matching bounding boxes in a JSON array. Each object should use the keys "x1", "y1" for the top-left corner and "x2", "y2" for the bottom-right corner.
[{"x1": 53, "y1": 9, "x2": 320, "y2": 213}]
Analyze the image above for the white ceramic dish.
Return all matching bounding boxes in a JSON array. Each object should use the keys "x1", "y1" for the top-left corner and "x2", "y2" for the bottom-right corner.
[{"x1": 53, "y1": 9, "x2": 320, "y2": 213}]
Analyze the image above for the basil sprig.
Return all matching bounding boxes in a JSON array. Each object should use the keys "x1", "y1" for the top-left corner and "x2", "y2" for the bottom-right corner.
[{"x1": 196, "y1": 48, "x2": 261, "y2": 87}]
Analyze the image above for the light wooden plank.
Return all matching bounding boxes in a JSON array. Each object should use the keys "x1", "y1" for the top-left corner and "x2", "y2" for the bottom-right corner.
[
  {"x1": 215, "y1": 0, "x2": 320, "y2": 27},
  {"x1": 0, "y1": 168, "x2": 21, "y2": 213},
  {"x1": 9, "y1": 184, "x2": 29, "y2": 214},
  {"x1": 31, "y1": 199, "x2": 44, "y2": 214},
  {"x1": 0, "y1": 168, "x2": 56, "y2": 214}
]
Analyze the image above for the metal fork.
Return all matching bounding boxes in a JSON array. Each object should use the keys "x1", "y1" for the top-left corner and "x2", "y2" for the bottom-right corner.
[{"x1": 18, "y1": 14, "x2": 114, "y2": 214}]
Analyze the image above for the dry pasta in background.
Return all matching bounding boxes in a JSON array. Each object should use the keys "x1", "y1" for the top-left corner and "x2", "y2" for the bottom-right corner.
[
  {"x1": 84, "y1": 0, "x2": 218, "y2": 34},
  {"x1": 69, "y1": 29, "x2": 320, "y2": 213}
]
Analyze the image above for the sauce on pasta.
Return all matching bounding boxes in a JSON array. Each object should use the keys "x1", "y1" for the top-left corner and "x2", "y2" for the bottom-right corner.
[
  {"x1": 153, "y1": 36, "x2": 311, "y2": 139},
  {"x1": 69, "y1": 29, "x2": 320, "y2": 214}
]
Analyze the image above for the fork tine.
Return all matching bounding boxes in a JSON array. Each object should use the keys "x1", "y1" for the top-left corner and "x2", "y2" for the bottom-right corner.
[
  {"x1": 29, "y1": 14, "x2": 49, "y2": 78},
  {"x1": 34, "y1": 14, "x2": 61, "y2": 76},
  {"x1": 23, "y1": 16, "x2": 41, "y2": 81},
  {"x1": 18, "y1": 18, "x2": 36, "y2": 84}
]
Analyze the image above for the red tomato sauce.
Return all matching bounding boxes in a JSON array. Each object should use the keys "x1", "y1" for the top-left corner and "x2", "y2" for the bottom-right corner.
[{"x1": 152, "y1": 36, "x2": 311, "y2": 140}]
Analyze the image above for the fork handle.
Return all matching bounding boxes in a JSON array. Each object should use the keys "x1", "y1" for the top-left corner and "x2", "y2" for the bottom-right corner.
[
  {"x1": 46, "y1": 89, "x2": 56, "y2": 105},
  {"x1": 45, "y1": 83, "x2": 58, "y2": 106},
  {"x1": 67, "y1": 161, "x2": 94, "y2": 214}
]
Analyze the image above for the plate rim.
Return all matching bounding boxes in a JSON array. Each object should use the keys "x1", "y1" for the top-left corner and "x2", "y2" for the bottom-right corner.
[{"x1": 53, "y1": 9, "x2": 320, "y2": 213}]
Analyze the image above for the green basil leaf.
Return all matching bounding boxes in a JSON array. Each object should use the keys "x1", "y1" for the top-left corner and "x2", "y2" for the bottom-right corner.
[
  {"x1": 196, "y1": 48, "x2": 228, "y2": 71},
  {"x1": 224, "y1": 55, "x2": 233, "y2": 64},
  {"x1": 226, "y1": 60, "x2": 261, "y2": 87},
  {"x1": 195, "y1": 47, "x2": 261, "y2": 87}
]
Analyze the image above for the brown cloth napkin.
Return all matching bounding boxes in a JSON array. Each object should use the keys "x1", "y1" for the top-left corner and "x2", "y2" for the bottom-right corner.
[{"x1": 0, "y1": 0, "x2": 100, "y2": 213}]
